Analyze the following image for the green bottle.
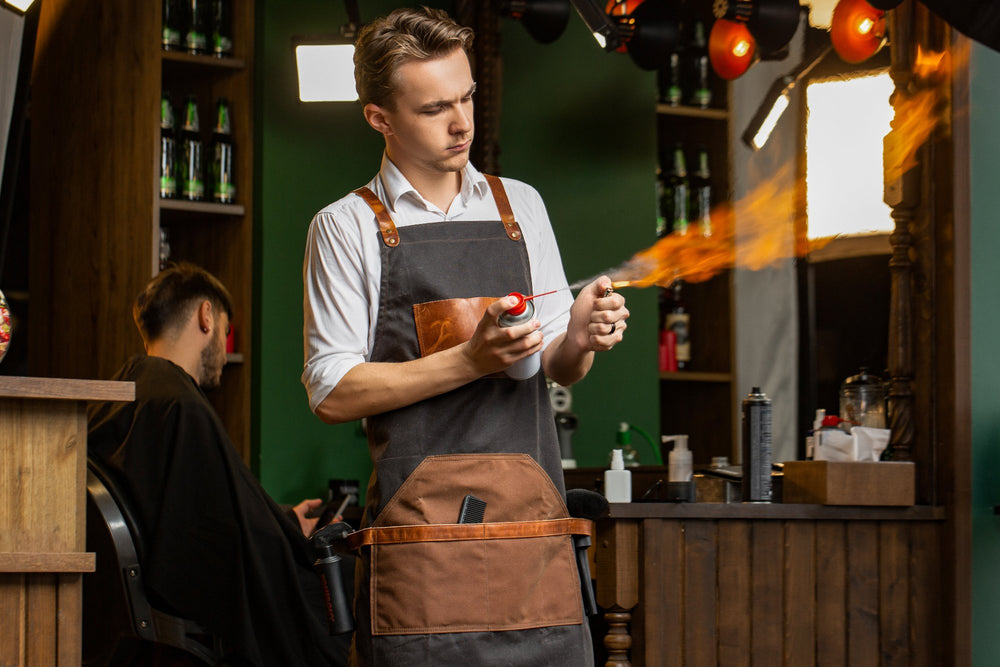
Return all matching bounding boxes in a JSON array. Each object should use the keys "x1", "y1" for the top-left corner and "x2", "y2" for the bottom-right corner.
[
  {"x1": 210, "y1": 98, "x2": 235, "y2": 204},
  {"x1": 180, "y1": 95, "x2": 204, "y2": 201},
  {"x1": 159, "y1": 93, "x2": 178, "y2": 199},
  {"x1": 665, "y1": 144, "x2": 689, "y2": 236}
]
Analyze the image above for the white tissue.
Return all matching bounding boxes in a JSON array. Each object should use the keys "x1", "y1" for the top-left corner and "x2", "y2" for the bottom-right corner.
[
  {"x1": 852, "y1": 426, "x2": 890, "y2": 461},
  {"x1": 813, "y1": 426, "x2": 890, "y2": 462}
]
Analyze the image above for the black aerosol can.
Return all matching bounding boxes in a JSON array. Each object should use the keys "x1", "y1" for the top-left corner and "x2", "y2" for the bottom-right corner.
[{"x1": 741, "y1": 387, "x2": 772, "y2": 503}]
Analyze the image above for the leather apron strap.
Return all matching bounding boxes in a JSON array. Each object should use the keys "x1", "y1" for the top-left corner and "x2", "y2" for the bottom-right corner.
[
  {"x1": 355, "y1": 174, "x2": 523, "y2": 247},
  {"x1": 353, "y1": 186, "x2": 400, "y2": 247},
  {"x1": 345, "y1": 518, "x2": 592, "y2": 550}
]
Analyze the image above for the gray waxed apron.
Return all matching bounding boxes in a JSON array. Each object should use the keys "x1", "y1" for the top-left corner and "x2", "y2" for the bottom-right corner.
[{"x1": 347, "y1": 176, "x2": 594, "y2": 666}]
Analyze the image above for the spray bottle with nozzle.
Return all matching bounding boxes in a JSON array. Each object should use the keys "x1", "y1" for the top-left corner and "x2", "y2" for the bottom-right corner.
[
  {"x1": 498, "y1": 292, "x2": 541, "y2": 380},
  {"x1": 662, "y1": 434, "x2": 692, "y2": 482}
]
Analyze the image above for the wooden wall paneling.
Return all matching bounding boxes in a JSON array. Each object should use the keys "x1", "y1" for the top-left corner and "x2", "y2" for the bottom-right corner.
[
  {"x1": 750, "y1": 521, "x2": 783, "y2": 665},
  {"x1": 641, "y1": 519, "x2": 682, "y2": 667},
  {"x1": 815, "y1": 521, "x2": 848, "y2": 667},
  {"x1": 783, "y1": 521, "x2": 816, "y2": 666},
  {"x1": 909, "y1": 521, "x2": 944, "y2": 666},
  {"x1": 717, "y1": 520, "x2": 752, "y2": 666},
  {"x1": 878, "y1": 522, "x2": 911, "y2": 665},
  {"x1": 0, "y1": 574, "x2": 26, "y2": 663},
  {"x1": 29, "y1": 0, "x2": 158, "y2": 382},
  {"x1": 26, "y1": 574, "x2": 57, "y2": 663},
  {"x1": 846, "y1": 522, "x2": 879, "y2": 666},
  {"x1": 683, "y1": 520, "x2": 718, "y2": 667}
]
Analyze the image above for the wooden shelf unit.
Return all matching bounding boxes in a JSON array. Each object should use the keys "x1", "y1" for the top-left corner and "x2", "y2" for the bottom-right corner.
[
  {"x1": 655, "y1": 5, "x2": 737, "y2": 465},
  {"x1": 29, "y1": 0, "x2": 255, "y2": 462}
]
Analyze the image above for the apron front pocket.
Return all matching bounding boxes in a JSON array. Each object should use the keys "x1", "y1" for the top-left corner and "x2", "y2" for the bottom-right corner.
[{"x1": 370, "y1": 531, "x2": 581, "y2": 635}]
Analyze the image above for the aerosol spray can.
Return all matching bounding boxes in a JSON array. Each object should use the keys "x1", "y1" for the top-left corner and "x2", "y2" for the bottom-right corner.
[
  {"x1": 498, "y1": 292, "x2": 540, "y2": 380},
  {"x1": 741, "y1": 387, "x2": 773, "y2": 503}
]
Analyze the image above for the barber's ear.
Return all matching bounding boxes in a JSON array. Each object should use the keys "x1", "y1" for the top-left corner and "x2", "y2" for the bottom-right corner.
[
  {"x1": 197, "y1": 299, "x2": 214, "y2": 334},
  {"x1": 364, "y1": 103, "x2": 393, "y2": 136}
]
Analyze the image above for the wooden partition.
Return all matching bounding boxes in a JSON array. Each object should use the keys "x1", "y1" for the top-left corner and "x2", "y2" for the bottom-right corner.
[
  {"x1": 0, "y1": 377, "x2": 133, "y2": 665},
  {"x1": 595, "y1": 503, "x2": 947, "y2": 667}
]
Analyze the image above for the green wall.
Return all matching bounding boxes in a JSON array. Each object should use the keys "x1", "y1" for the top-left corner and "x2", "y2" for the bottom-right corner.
[
  {"x1": 254, "y1": 2, "x2": 659, "y2": 504},
  {"x1": 969, "y1": 41, "x2": 1000, "y2": 665}
]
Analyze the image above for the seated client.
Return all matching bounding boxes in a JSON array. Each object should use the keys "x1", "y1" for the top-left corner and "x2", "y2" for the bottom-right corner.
[{"x1": 87, "y1": 262, "x2": 350, "y2": 666}]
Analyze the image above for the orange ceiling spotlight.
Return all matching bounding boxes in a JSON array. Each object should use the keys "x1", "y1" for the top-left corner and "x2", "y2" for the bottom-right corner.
[
  {"x1": 709, "y1": 18, "x2": 756, "y2": 79},
  {"x1": 830, "y1": 0, "x2": 887, "y2": 63},
  {"x1": 712, "y1": 0, "x2": 800, "y2": 55}
]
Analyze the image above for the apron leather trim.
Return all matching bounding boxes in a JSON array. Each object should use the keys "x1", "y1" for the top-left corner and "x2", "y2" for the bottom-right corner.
[
  {"x1": 412, "y1": 296, "x2": 498, "y2": 357},
  {"x1": 345, "y1": 518, "x2": 592, "y2": 549},
  {"x1": 483, "y1": 174, "x2": 523, "y2": 242},
  {"x1": 353, "y1": 186, "x2": 400, "y2": 247}
]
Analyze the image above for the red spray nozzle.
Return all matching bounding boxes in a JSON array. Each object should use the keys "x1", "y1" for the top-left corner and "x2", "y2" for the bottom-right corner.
[{"x1": 506, "y1": 292, "x2": 528, "y2": 316}]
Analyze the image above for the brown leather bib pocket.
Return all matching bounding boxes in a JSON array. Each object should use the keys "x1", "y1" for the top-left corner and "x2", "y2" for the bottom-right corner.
[
  {"x1": 366, "y1": 454, "x2": 584, "y2": 636},
  {"x1": 412, "y1": 297, "x2": 498, "y2": 357}
]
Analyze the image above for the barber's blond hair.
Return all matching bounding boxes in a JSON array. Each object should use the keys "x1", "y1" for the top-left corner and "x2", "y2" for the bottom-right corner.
[{"x1": 354, "y1": 6, "x2": 474, "y2": 109}]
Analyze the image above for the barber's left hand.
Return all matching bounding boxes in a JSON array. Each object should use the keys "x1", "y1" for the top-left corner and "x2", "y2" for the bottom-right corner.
[
  {"x1": 570, "y1": 276, "x2": 629, "y2": 351},
  {"x1": 292, "y1": 498, "x2": 323, "y2": 536}
]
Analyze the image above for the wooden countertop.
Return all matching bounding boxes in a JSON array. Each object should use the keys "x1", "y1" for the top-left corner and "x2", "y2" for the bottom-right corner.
[
  {"x1": 0, "y1": 375, "x2": 134, "y2": 402},
  {"x1": 605, "y1": 501, "x2": 945, "y2": 521}
]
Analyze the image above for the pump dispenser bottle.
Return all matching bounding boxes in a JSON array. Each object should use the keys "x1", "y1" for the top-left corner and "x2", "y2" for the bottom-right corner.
[
  {"x1": 604, "y1": 449, "x2": 632, "y2": 503},
  {"x1": 663, "y1": 434, "x2": 693, "y2": 482}
]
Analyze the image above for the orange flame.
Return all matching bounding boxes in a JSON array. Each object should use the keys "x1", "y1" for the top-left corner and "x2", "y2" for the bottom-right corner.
[
  {"x1": 602, "y1": 44, "x2": 960, "y2": 290},
  {"x1": 884, "y1": 43, "x2": 961, "y2": 185},
  {"x1": 603, "y1": 165, "x2": 831, "y2": 288}
]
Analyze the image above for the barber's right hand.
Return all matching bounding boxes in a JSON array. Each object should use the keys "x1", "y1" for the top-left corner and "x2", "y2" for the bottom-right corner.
[{"x1": 463, "y1": 296, "x2": 543, "y2": 377}]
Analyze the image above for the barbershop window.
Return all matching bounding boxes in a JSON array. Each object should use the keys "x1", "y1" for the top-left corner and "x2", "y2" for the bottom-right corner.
[{"x1": 798, "y1": 68, "x2": 894, "y2": 444}]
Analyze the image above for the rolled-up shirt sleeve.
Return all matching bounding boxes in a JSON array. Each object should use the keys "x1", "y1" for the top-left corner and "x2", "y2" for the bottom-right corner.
[{"x1": 301, "y1": 202, "x2": 376, "y2": 413}]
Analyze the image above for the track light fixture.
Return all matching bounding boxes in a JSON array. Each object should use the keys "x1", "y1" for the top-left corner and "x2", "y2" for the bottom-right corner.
[
  {"x1": 742, "y1": 44, "x2": 832, "y2": 151},
  {"x1": 830, "y1": 0, "x2": 887, "y2": 64},
  {"x1": 502, "y1": 0, "x2": 572, "y2": 44},
  {"x1": 708, "y1": 17, "x2": 756, "y2": 79},
  {"x1": 567, "y1": 0, "x2": 681, "y2": 69},
  {"x1": 292, "y1": 0, "x2": 361, "y2": 102},
  {"x1": 712, "y1": 0, "x2": 800, "y2": 55}
]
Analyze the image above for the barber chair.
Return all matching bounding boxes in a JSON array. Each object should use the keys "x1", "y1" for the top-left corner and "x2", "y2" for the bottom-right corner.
[{"x1": 83, "y1": 459, "x2": 223, "y2": 666}]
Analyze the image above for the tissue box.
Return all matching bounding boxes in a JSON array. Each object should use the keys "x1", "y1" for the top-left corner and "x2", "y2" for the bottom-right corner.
[{"x1": 782, "y1": 461, "x2": 915, "y2": 506}]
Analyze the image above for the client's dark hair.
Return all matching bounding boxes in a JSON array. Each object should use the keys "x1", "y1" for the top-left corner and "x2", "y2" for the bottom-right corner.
[{"x1": 133, "y1": 262, "x2": 233, "y2": 343}]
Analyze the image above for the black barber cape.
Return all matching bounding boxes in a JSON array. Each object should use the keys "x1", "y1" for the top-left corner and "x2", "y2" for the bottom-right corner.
[{"x1": 88, "y1": 355, "x2": 349, "y2": 666}]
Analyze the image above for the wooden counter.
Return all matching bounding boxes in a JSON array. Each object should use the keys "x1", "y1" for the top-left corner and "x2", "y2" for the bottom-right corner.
[
  {"x1": 0, "y1": 376, "x2": 133, "y2": 666},
  {"x1": 593, "y1": 502, "x2": 947, "y2": 667}
]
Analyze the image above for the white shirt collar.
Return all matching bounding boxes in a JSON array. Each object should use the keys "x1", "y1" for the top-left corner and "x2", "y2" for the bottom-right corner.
[{"x1": 378, "y1": 153, "x2": 491, "y2": 214}]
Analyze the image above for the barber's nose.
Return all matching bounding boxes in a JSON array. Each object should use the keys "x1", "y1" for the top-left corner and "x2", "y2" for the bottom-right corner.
[{"x1": 452, "y1": 106, "x2": 472, "y2": 134}]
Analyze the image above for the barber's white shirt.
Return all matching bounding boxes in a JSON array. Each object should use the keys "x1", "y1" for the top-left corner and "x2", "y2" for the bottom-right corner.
[{"x1": 302, "y1": 155, "x2": 573, "y2": 412}]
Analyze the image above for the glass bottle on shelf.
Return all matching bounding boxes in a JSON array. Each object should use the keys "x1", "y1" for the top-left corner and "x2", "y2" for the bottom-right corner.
[
  {"x1": 210, "y1": 98, "x2": 235, "y2": 204},
  {"x1": 691, "y1": 145, "x2": 712, "y2": 237},
  {"x1": 159, "y1": 92, "x2": 178, "y2": 199},
  {"x1": 659, "y1": 52, "x2": 684, "y2": 106},
  {"x1": 185, "y1": 0, "x2": 210, "y2": 55},
  {"x1": 162, "y1": 0, "x2": 184, "y2": 51},
  {"x1": 211, "y1": 0, "x2": 233, "y2": 58},
  {"x1": 655, "y1": 165, "x2": 668, "y2": 238},
  {"x1": 665, "y1": 280, "x2": 690, "y2": 370},
  {"x1": 664, "y1": 143, "x2": 690, "y2": 236},
  {"x1": 180, "y1": 95, "x2": 205, "y2": 201},
  {"x1": 687, "y1": 21, "x2": 712, "y2": 109}
]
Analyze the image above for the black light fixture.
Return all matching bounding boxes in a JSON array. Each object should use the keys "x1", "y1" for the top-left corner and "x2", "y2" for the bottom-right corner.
[
  {"x1": 502, "y1": 0, "x2": 571, "y2": 44},
  {"x1": 713, "y1": 0, "x2": 801, "y2": 55},
  {"x1": 742, "y1": 44, "x2": 832, "y2": 150},
  {"x1": 569, "y1": 0, "x2": 621, "y2": 50},
  {"x1": 292, "y1": 0, "x2": 361, "y2": 102},
  {"x1": 568, "y1": 0, "x2": 681, "y2": 70}
]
